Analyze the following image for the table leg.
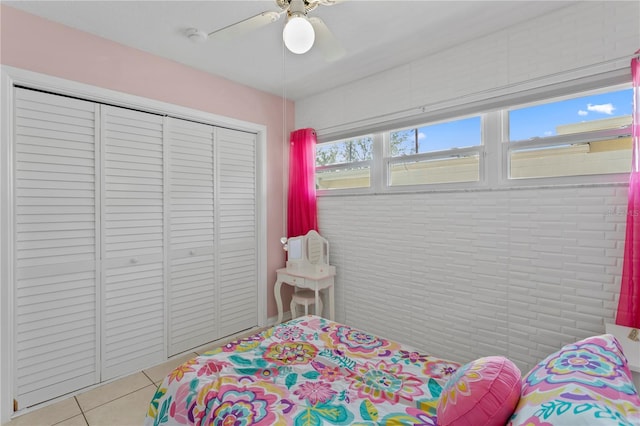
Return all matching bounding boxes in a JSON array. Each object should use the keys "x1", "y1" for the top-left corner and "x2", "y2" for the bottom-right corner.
[
  {"x1": 329, "y1": 283, "x2": 335, "y2": 321},
  {"x1": 275, "y1": 277, "x2": 284, "y2": 324}
]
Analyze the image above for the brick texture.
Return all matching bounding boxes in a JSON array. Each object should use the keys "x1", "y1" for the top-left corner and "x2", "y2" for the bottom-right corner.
[{"x1": 318, "y1": 185, "x2": 629, "y2": 372}]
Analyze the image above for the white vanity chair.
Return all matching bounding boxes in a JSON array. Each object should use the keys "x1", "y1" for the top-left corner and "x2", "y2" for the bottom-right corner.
[
  {"x1": 290, "y1": 290, "x2": 323, "y2": 318},
  {"x1": 275, "y1": 230, "x2": 336, "y2": 323}
]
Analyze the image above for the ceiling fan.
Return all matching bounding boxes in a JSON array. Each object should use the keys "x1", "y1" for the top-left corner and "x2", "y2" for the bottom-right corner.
[{"x1": 186, "y1": 0, "x2": 346, "y2": 61}]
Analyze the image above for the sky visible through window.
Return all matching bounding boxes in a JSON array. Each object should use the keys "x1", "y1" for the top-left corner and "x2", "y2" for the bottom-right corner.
[
  {"x1": 394, "y1": 116, "x2": 481, "y2": 154},
  {"x1": 509, "y1": 88, "x2": 632, "y2": 141}
]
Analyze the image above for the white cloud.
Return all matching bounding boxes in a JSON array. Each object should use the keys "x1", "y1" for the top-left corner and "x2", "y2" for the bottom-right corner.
[
  {"x1": 544, "y1": 131, "x2": 554, "y2": 137},
  {"x1": 418, "y1": 132, "x2": 426, "y2": 140},
  {"x1": 587, "y1": 103, "x2": 615, "y2": 115},
  {"x1": 578, "y1": 110, "x2": 588, "y2": 116}
]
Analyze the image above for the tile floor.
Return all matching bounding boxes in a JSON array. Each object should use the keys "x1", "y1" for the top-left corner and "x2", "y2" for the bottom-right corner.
[{"x1": 3, "y1": 328, "x2": 264, "y2": 426}]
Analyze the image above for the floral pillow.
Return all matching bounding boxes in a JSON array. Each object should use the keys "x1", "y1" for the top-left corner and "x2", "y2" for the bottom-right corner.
[{"x1": 508, "y1": 334, "x2": 640, "y2": 426}]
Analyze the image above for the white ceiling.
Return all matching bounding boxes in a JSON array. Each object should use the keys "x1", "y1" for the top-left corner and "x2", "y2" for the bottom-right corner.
[{"x1": 6, "y1": 0, "x2": 574, "y2": 101}]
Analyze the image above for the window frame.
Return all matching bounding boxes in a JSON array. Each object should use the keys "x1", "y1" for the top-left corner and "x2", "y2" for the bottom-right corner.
[
  {"x1": 315, "y1": 74, "x2": 632, "y2": 196},
  {"x1": 385, "y1": 114, "x2": 484, "y2": 190},
  {"x1": 315, "y1": 134, "x2": 375, "y2": 194},
  {"x1": 501, "y1": 83, "x2": 633, "y2": 184}
]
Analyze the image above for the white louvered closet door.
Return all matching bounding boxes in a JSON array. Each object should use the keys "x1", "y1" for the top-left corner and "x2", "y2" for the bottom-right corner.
[
  {"x1": 101, "y1": 106, "x2": 165, "y2": 380},
  {"x1": 13, "y1": 88, "x2": 99, "y2": 408},
  {"x1": 216, "y1": 128, "x2": 258, "y2": 336},
  {"x1": 167, "y1": 118, "x2": 216, "y2": 356}
]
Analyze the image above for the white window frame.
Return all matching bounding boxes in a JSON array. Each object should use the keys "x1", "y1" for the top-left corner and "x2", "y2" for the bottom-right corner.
[
  {"x1": 315, "y1": 69, "x2": 632, "y2": 196},
  {"x1": 501, "y1": 83, "x2": 632, "y2": 186},
  {"x1": 315, "y1": 135, "x2": 376, "y2": 195},
  {"x1": 384, "y1": 114, "x2": 485, "y2": 191}
]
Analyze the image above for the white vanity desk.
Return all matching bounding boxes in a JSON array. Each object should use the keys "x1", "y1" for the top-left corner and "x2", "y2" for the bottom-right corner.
[
  {"x1": 274, "y1": 231, "x2": 336, "y2": 323},
  {"x1": 274, "y1": 267, "x2": 335, "y2": 323}
]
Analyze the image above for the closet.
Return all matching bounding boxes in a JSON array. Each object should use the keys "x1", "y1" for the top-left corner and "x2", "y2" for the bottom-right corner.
[{"x1": 12, "y1": 87, "x2": 258, "y2": 409}]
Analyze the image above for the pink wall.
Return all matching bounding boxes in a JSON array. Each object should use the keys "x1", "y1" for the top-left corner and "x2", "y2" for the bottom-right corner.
[{"x1": 0, "y1": 4, "x2": 292, "y2": 318}]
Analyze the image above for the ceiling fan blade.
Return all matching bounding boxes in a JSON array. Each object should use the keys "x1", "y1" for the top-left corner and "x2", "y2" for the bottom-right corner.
[
  {"x1": 309, "y1": 17, "x2": 346, "y2": 62},
  {"x1": 208, "y1": 11, "x2": 283, "y2": 41}
]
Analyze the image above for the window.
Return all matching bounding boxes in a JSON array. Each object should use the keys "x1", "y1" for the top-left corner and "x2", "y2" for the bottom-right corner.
[
  {"x1": 314, "y1": 80, "x2": 633, "y2": 194},
  {"x1": 388, "y1": 116, "x2": 482, "y2": 186},
  {"x1": 507, "y1": 87, "x2": 632, "y2": 179},
  {"x1": 315, "y1": 135, "x2": 373, "y2": 190}
]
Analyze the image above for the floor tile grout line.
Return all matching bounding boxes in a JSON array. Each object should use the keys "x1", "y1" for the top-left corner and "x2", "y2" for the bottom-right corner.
[
  {"x1": 141, "y1": 370, "x2": 156, "y2": 387},
  {"x1": 74, "y1": 396, "x2": 83, "y2": 415},
  {"x1": 81, "y1": 410, "x2": 89, "y2": 426},
  {"x1": 76, "y1": 396, "x2": 90, "y2": 426}
]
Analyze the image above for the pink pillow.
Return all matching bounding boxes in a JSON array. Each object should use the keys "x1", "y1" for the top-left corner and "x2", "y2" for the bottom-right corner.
[{"x1": 437, "y1": 356, "x2": 522, "y2": 426}]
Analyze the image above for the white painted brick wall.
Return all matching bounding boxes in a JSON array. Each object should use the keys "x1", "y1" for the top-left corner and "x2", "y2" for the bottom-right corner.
[{"x1": 319, "y1": 184, "x2": 629, "y2": 373}]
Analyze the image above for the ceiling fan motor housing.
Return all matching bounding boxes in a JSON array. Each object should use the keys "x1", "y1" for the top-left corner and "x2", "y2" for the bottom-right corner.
[{"x1": 276, "y1": 0, "x2": 319, "y2": 14}]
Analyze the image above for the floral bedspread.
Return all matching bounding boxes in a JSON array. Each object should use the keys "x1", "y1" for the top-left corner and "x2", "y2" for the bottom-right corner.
[{"x1": 144, "y1": 315, "x2": 460, "y2": 425}]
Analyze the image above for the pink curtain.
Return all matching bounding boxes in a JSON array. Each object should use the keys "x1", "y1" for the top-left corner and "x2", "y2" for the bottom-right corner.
[
  {"x1": 616, "y1": 51, "x2": 640, "y2": 328},
  {"x1": 287, "y1": 128, "x2": 318, "y2": 237}
]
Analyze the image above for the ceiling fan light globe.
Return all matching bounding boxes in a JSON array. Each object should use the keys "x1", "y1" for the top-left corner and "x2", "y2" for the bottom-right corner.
[{"x1": 283, "y1": 16, "x2": 315, "y2": 54}]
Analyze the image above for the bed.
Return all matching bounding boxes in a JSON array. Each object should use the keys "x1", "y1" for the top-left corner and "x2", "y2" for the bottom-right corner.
[
  {"x1": 144, "y1": 315, "x2": 640, "y2": 426},
  {"x1": 144, "y1": 315, "x2": 460, "y2": 425}
]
